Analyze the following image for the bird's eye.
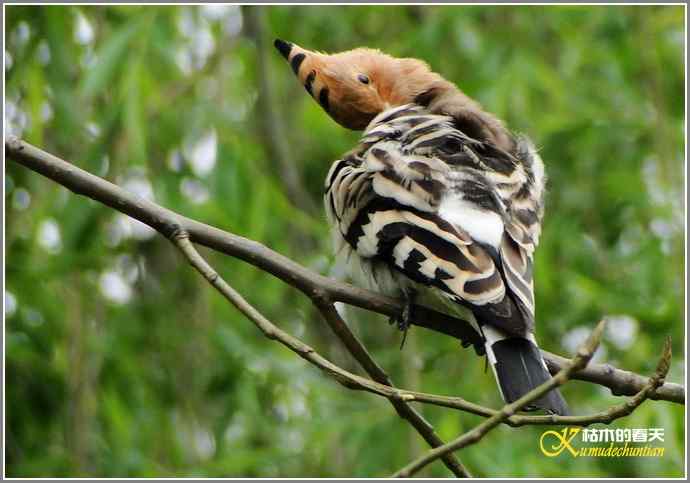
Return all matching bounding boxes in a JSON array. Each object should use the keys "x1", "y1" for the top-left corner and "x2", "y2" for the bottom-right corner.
[{"x1": 357, "y1": 74, "x2": 370, "y2": 85}]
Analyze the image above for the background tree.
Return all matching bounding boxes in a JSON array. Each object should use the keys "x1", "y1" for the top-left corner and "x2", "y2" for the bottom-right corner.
[{"x1": 5, "y1": 4, "x2": 685, "y2": 477}]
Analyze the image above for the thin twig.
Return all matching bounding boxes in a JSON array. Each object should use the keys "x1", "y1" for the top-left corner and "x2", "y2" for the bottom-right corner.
[
  {"x1": 392, "y1": 330, "x2": 674, "y2": 477},
  {"x1": 6, "y1": 137, "x2": 683, "y2": 405},
  {"x1": 172, "y1": 229, "x2": 469, "y2": 476},
  {"x1": 313, "y1": 300, "x2": 471, "y2": 477},
  {"x1": 392, "y1": 321, "x2": 609, "y2": 477},
  {"x1": 167, "y1": 228, "x2": 462, "y2": 410},
  {"x1": 7, "y1": 137, "x2": 682, "y2": 478},
  {"x1": 168, "y1": 231, "x2": 474, "y2": 423},
  {"x1": 507, "y1": 336, "x2": 672, "y2": 427},
  {"x1": 170, "y1": 230, "x2": 673, "y2": 441},
  {"x1": 413, "y1": 337, "x2": 673, "y2": 428},
  {"x1": 542, "y1": 350, "x2": 680, "y2": 402},
  {"x1": 168, "y1": 231, "x2": 471, "y2": 480},
  {"x1": 169, "y1": 229, "x2": 383, "y2": 390}
]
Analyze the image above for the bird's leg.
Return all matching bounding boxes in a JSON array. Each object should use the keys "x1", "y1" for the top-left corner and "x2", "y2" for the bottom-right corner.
[{"x1": 388, "y1": 289, "x2": 416, "y2": 350}]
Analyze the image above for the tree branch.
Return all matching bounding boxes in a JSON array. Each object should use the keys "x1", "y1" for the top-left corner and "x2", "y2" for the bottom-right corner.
[
  {"x1": 7, "y1": 134, "x2": 468, "y2": 476},
  {"x1": 392, "y1": 320, "x2": 608, "y2": 477},
  {"x1": 8, "y1": 136, "x2": 684, "y2": 478},
  {"x1": 312, "y1": 300, "x2": 471, "y2": 477},
  {"x1": 541, "y1": 350, "x2": 680, "y2": 403},
  {"x1": 7, "y1": 137, "x2": 684, "y2": 406},
  {"x1": 507, "y1": 336, "x2": 672, "y2": 427},
  {"x1": 392, "y1": 320, "x2": 672, "y2": 477},
  {"x1": 169, "y1": 228, "x2": 469, "y2": 476}
]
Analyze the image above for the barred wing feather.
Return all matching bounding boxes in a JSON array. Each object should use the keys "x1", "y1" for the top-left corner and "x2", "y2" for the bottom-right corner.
[{"x1": 325, "y1": 104, "x2": 545, "y2": 338}]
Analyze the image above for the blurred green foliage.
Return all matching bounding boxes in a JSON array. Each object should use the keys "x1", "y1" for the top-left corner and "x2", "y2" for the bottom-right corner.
[{"x1": 5, "y1": 5, "x2": 685, "y2": 477}]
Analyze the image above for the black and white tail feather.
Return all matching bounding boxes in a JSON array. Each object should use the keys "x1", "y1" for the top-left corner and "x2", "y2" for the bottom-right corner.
[{"x1": 325, "y1": 104, "x2": 570, "y2": 415}]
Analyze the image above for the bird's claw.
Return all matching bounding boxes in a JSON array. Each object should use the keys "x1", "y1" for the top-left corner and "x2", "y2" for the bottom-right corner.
[{"x1": 389, "y1": 292, "x2": 415, "y2": 350}]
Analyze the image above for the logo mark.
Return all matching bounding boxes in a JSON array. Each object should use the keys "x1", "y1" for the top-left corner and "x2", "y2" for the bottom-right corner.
[{"x1": 540, "y1": 427, "x2": 581, "y2": 457}]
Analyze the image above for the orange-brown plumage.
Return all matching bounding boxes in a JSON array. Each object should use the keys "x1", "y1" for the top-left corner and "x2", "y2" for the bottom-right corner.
[
  {"x1": 274, "y1": 39, "x2": 514, "y2": 151},
  {"x1": 275, "y1": 40, "x2": 569, "y2": 415}
]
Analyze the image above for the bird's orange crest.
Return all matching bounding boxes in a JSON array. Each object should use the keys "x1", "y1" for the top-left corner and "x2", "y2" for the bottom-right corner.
[{"x1": 274, "y1": 39, "x2": 449, "y2": 131}]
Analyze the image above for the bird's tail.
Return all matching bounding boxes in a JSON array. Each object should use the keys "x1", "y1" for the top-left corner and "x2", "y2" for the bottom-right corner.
[{"x1": 483, "y1": 326, "x2": 570, "y2": 416}]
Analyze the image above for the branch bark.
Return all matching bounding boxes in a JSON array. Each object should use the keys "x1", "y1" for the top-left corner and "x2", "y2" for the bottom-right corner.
[
  {"x1": 312, "y1": 300, "x2": 471, "y2": 477},
  {"x1": 392, "y1": 321, "x2": 608, "y2": 477},
  {"x1": 7, "y1": 136, "x2": 468, "y2": 476},
  {"x1": 7, "y1": 137, "x2": 684, "y2": 406},
  {"x1": 391, "y1": 323, "x2": 673, "y2": 477},
  {"x1": 170, "y1": 230, "x2": 472, "y2": 475}
]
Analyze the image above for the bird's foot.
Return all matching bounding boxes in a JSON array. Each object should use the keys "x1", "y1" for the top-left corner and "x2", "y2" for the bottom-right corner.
[{"x1": 388, "y1": 291, "x2": 415, "y2": 350}]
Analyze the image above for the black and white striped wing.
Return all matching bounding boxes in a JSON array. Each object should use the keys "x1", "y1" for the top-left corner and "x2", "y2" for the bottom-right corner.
[
  {"x1": 325, "y1": 105, "x2": 543, "y2": 336},
  {"x1": 492, "y1": 135, "x2": 547, "y2": 328}
]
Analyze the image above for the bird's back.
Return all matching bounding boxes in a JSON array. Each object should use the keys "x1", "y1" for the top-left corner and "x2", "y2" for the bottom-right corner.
[{"x1": 324, "y1": 103, "x2": 546, "y2": 339}]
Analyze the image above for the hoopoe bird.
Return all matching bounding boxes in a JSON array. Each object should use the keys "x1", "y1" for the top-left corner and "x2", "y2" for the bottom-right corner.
[{"x1": 275, "y1": 39, "x2": 569, "y2": 415}]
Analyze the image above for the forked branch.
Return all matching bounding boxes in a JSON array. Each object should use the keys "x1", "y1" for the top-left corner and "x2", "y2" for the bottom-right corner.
[
  {"x1": 392, "y1": 325, "x2": 673, "y2": 477},
  {"x1": 6, "y1": 136, "x2": 683, "y2": 477},
  {"x1": 6, "y1": 137, "x2": 683, "y2": 405}
]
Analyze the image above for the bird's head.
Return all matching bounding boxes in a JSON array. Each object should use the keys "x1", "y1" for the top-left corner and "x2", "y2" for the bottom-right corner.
[{"x1": 274, "y1": 39, "x2": 451, "y2": 130}]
